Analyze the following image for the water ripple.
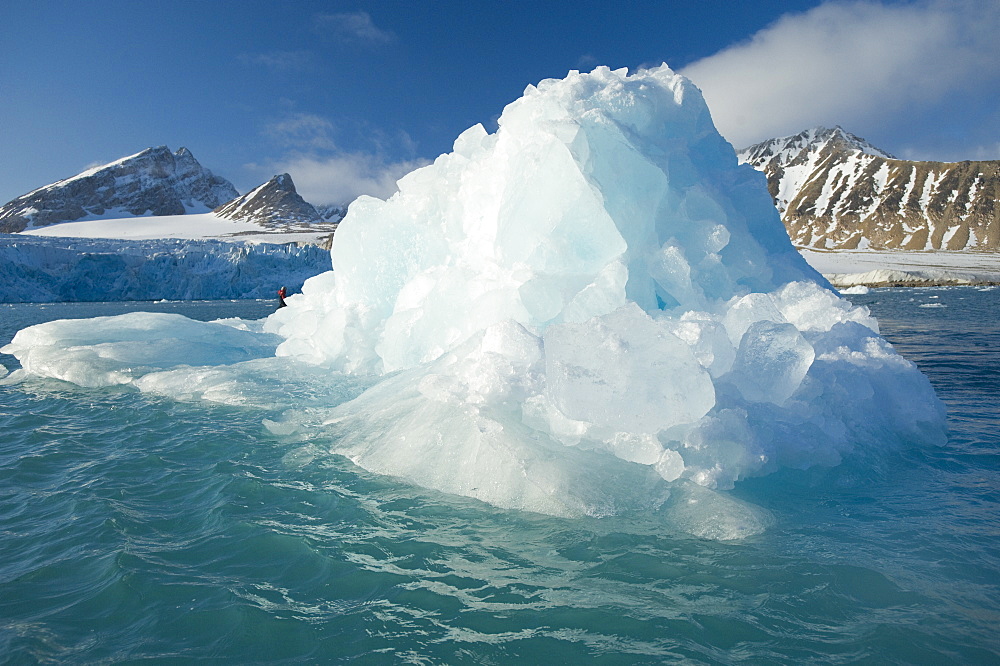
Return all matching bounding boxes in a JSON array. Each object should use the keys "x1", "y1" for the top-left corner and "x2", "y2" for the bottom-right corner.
[{"x1": 2, "y1": 294, "x2": 999, "y2": 662}]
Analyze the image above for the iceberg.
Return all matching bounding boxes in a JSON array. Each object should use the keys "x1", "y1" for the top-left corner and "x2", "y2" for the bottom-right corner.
[{"x1": 2, "y1": 65, "x2": 946, "y2": 535}]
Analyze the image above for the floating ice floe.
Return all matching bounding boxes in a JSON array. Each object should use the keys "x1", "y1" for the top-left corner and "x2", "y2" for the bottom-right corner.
[
  {"x1": 839, "y1": 285, "x2": 870, "y2": 295},
  {"x1": 2, "y1": 65, "x2": 946, "y2": 537}
]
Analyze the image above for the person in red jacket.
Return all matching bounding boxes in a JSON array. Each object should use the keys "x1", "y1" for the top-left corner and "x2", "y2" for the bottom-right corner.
[{"x1": 277, "y1": 286, "x2": 287, "y2": 308}]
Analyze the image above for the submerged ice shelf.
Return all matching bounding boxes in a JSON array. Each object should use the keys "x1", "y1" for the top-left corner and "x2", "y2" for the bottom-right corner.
[{"x1": 2, "y1": 65, "x2": 946, "y2": 538}]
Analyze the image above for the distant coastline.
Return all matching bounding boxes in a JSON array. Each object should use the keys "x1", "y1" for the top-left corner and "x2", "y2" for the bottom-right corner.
[{"x1": 800, "y1": 248, "x2": 1000, "y2": 288}]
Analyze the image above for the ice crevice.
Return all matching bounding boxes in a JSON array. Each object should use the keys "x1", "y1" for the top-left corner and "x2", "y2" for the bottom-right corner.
[{"x1": 1, "y1": 65, "x2": 946, "y2": 538}]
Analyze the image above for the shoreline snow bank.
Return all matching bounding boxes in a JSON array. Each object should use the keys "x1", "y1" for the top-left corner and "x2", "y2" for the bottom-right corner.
[
  {"x1": 828, "y1": 269, "x2": 996, "y2": 288},
  {"x1": 801, "y1": 249, "x2": 1000, "y2": 287}
]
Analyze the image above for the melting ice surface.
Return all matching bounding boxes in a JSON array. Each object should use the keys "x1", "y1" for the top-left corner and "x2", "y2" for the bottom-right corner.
[{"x1": 1, "y1": 66, "x2": 946, "y2": 538}]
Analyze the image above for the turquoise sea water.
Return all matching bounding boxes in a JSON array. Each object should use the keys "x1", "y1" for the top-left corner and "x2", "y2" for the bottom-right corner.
[{"x1": 1, "y1": 289, "x2": 998, "y2": 663}]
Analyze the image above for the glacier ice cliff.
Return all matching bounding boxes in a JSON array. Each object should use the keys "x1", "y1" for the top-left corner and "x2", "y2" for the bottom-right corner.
[
  {"x1": 0, "y1": 234, "x2": 331, "y2": 302},
  {"x1": 2, "y1": 66, "x2": 946, "y2": 537}
]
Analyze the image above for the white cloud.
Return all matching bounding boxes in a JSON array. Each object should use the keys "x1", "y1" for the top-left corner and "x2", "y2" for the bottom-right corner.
[
  {"x1": 251, "y1": 152, "x2": 429, "y2": 205},
  {"x1": 680, "y1": 1, "x2": 1000, "y2": 148},
  {"x1": 314, "y1": 11, "x2": 395, "y2": 45},
  {"x1": 254, "y1": 110, "x2": 428, "y2": 204},
  {"x1": 265, "y1": 113, "x2": 337, "y2": 151},
  {"x1": 901, "y1": 141, "x2": 1000, "y2": 163}
]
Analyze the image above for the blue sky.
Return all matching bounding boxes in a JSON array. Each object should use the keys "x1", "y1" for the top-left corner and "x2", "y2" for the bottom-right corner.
[{"x1": 3, "y1": 0, "x2": 999, "y2": 206}]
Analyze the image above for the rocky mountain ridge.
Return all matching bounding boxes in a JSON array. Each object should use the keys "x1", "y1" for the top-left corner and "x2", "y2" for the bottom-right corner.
[
  {"x1": 739, "y1": 126, "x2": 1000, "y2": 251},
  {"x1": 0, "y1": 148, "x2": 345, "y2": 236},
  {"x1": 213, "y1": 173, "x2": 336, "y2": 231},
  {"x1": 0, "y1": 147, "x2": 239, "y2": 233}
]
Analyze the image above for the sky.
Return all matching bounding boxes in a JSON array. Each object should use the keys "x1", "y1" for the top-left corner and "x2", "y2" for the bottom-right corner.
[{"x1": 3, "y1": 0, "x2": 999, "y2": 207}]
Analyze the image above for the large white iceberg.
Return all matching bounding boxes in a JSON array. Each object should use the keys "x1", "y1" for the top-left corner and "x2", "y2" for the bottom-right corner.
[{"x1": 3, "y1": 65, "x2": 946, "y2": 534}]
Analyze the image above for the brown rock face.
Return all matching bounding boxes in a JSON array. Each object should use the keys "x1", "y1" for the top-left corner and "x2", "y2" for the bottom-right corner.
[
  {"x1": 740, "y1": 127, "x2": 1000, "y2": 250},
  {"x1": 213, "y1": 173, "x2": 326, "y2": 228}
]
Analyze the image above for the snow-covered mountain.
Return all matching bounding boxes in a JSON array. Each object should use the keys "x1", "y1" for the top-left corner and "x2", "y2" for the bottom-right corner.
[
  {"x1": 739, "y1": 127, "x2": 1000, "y2": 250},
  {"x1": 316, "y1": 203, "x2": 347, "y2": 223},
  {"x1": 0, "y1": 147, "x2": 239, "y2": 233},
  {"x1": 0, "y1": 151, "x2": 347, "y2": 302},
  {"x1": 213, "y1": 173, "x2": 331, "y2": 229},
  {"x1": 0, "y1": 148, "x2": 346, "y2": 241}
]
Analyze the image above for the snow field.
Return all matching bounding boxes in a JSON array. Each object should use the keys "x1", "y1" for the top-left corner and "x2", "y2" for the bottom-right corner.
[{"x1": 24, "y1": 212, "x2": 271, "y2": 241}]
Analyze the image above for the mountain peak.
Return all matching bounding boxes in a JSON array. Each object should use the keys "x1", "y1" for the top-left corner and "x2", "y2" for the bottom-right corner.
[
  {"x1": 213, "y1": 173, "x2": 326, "y2": 229},
  {"x1": 739, "y1": 126, "x2": 894, "y2": 171},
  {"x1": 133, "y1": 146, "x2": 173, "y2": 161},
  {"x1": 0, "y1": 147, "x2": 239, "y2": 233},
  {"x1": 740, "y1": 127, "x2": 1000, "y2": 251},
  {"x1": 814, "y1": 126, "x2": 895, "y2": 159}
]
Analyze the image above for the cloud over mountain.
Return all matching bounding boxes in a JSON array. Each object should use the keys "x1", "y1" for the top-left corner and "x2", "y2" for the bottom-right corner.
[{"x1": 681, "y1": 1, "x2": 1000, "y2": 153}]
